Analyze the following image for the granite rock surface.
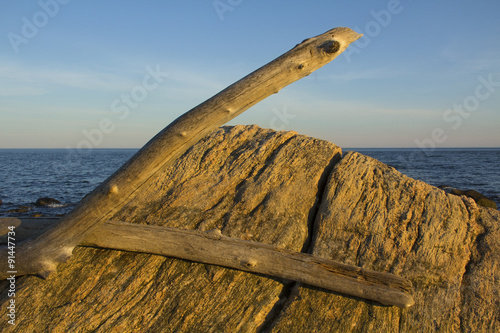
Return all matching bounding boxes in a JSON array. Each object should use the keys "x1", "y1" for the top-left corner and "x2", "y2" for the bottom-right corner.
[{"x1": 0, "y1": 125, "x2": 498, "y2": 332}]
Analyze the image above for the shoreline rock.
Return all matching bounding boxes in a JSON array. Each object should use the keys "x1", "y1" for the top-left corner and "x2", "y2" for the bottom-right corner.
[
  {"x1": 450, "y1": 189, "x2": 497, "y2": 209},
  {"x1": 0, "y1": 125, "x2": 498, "y2": 331},
  {"x1": 440, "y1": 185, "x2": 498, "y2": 209},
  {"x1": 35, "y1": 197, "x2": 61, "y2": 207},
  {"x1": 6, "y1": 206, "x2": 32, "y2": 213}
]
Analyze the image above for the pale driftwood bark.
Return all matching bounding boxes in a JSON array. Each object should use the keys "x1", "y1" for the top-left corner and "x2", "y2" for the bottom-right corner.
[
  {"x1": 1, "y1": 216, "x2": 415, "y2": 307},
  {"x1": 82, "y1": 221, "x2": 414, "y2": 308},
  {"x1": 0, "y1": 27, "x2": 362, "y2": 280}
]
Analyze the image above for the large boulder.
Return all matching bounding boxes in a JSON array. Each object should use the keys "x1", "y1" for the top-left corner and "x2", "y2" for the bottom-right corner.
[
  {"x1": 267, "y1": 152, "x2": 499, "y2": 332},
  {"x1": 0, "y1": 125, "x2": 498, "y2": 332}
]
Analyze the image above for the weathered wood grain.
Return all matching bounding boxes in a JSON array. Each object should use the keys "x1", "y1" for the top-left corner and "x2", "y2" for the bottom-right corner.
[{"x1": 82, "y1": 220, "x2": 414, "y2": 308}]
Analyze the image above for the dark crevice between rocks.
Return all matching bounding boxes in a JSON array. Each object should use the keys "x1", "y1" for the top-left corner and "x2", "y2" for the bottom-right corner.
[
  {"x1": 257, "y1": 150, "x2": 343, "y2": 333},
  {"x1": 302, "y1": 150, "x2": 343, "y2": 254},
  {"x1": 257, "y1": 280, "x2": 297, "y2": 333}
]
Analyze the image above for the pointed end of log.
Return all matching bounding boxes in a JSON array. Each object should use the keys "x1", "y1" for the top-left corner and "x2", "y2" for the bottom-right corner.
[
  {"x1": 404, "y1": 295, "x2": 415, "y2": 308},
  {"x1": 397, "y1": 294, "x2": 415, "y2": 309},
  {"x1": 324, "y1": 27, "x2": 363, "y2": 54},
  {"x1": 329, "y1": 27, "x2": 363, "y2": 43},
  {"x1": 382, "y1": 291, "x2": 415, "y2": 308},
  {"x1": 300, "y1": 27, "x2": 363, "y2": 47},
  {"x1": 296, "y1": 27, "x2": 362, "y2": 62}
]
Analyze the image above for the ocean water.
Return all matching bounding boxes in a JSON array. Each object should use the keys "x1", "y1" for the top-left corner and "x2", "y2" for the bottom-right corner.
[
  {"x1": 0, "y1": 148, "x2": 498, "y2": 217},
  {"x1": 347, "y1": 148, "x2": 500, "y2": 208},
  {"x1": 0, "y1": 149, "x2": 137, "y2": 217}
]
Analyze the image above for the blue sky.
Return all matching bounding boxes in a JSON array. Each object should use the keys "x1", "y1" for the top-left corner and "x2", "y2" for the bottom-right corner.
[{"x1": 1, "y1": 0, "x2": 499, "y2": 148}]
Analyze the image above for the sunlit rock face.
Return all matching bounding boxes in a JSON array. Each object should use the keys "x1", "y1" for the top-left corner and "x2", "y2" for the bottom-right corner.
[{"x1": 1, "y1": 125, "x2": 498, "y2": 332}]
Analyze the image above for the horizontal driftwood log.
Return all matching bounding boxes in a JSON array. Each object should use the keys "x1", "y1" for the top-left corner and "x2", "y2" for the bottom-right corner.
[
  {"x1": 82, "y1": 220, "x2": 414, "y2": 308},
  {"x1": 1, "y1": 216, "x2": 415, "y2": 307},
  {"x1": 0, "y1": 27, "x2": 362, "y2": 280}
]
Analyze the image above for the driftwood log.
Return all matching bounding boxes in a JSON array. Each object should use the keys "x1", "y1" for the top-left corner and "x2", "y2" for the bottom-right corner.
[
  {"x1": 85, "y1": 221, "x2": 413, "y2": 308},
  {"x1": 0, "y1": 27, "x2": 414, "y2": 307}
]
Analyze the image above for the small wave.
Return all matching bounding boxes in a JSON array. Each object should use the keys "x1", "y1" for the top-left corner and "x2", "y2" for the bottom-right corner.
[{"x1": 46, "y1": 203, "x2": 68, "y2": 208}]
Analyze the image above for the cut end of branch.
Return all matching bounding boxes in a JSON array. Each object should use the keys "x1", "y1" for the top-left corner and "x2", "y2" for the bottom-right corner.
[
  {"x1": 385, "y1": 292, "x2": 415, "y2": 308},
  {"x1": 293, "y1": 27, "x2": 362, "y2": 64},
  {"x1": 328, "y1": 27, "x2": 363, "y2": 44},
  {"x1": 403, "y1": 295, "x2": 415, "y2": 308}
]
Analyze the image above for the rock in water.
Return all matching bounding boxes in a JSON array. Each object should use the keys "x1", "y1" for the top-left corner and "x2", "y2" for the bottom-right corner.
[
  {"x1": 6, "y1": 206, "x2": 31, "y2": 213},
  {"x1": 0, "y1": 125, "x2": 499, "y2": 332},
  {"x1": 450, "y1": 189, "x2": 497, "y2": 209},
  {"x1": 35, "y1": 197, "x2": 61, "y2": 207}
]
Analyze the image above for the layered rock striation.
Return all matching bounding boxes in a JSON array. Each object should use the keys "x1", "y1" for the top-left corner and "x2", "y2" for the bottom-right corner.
[{"x1": 0, "y1": 125, "x2": 498, "y2": 332}]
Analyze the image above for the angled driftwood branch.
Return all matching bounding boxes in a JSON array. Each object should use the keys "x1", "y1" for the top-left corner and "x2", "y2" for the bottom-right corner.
[
  {"x1": 82, "y1": 221, "x2": 414, "y2": 308},
  {"x1": 0, "y1": 28, "x2": 412, "y2": 309},
  {"x1": 0, "y1": 27, "x2": 362, "y2": 280}
]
